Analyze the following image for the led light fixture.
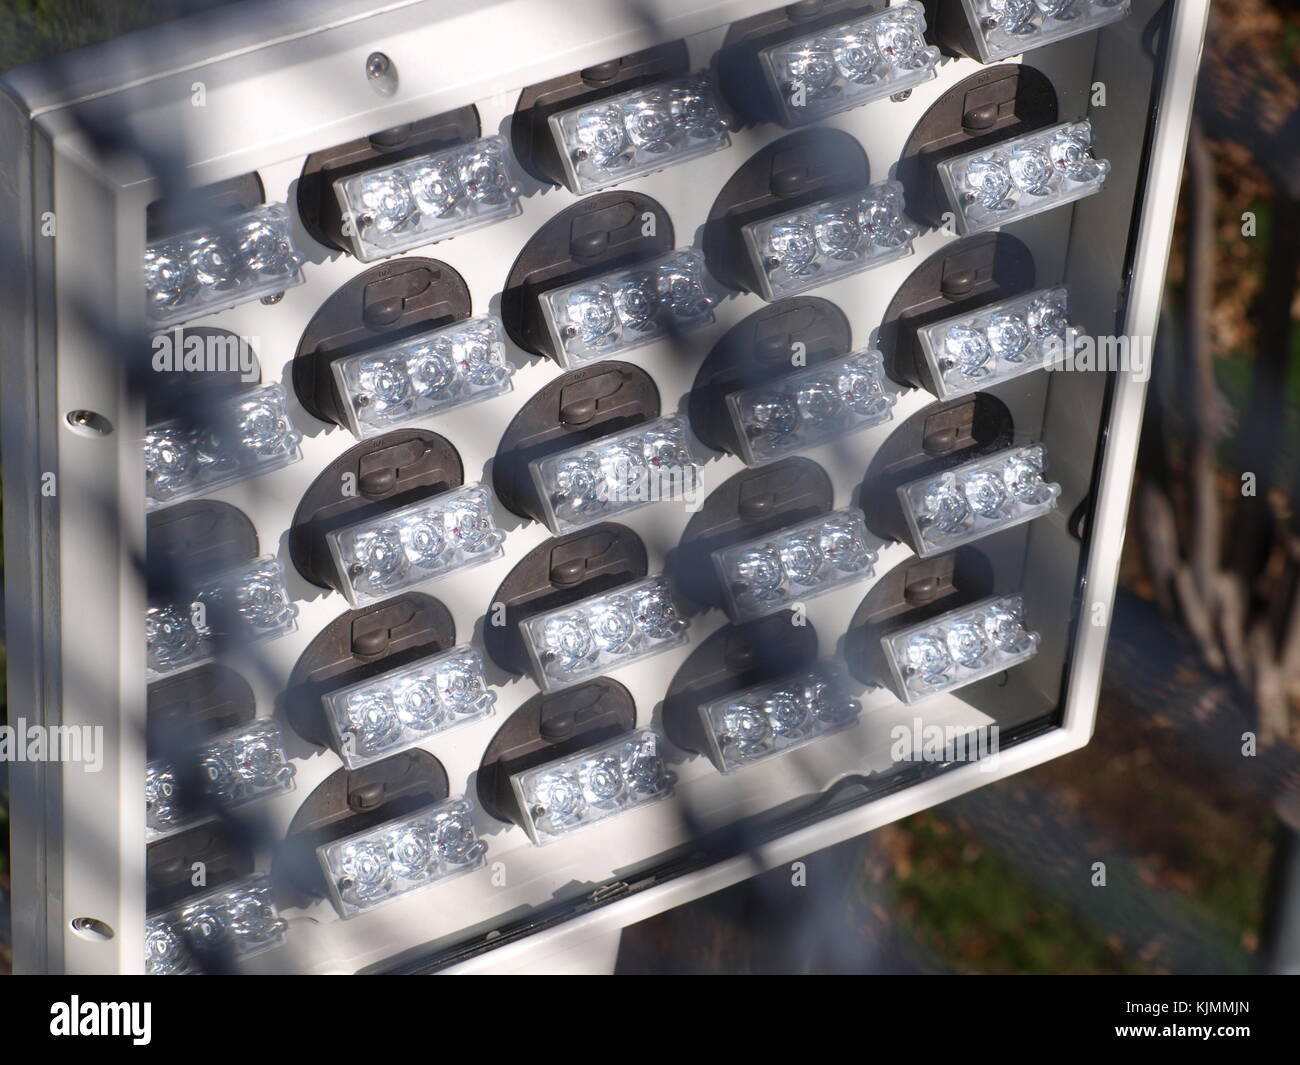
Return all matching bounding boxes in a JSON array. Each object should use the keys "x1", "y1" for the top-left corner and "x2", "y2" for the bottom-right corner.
[
  {"x1": 334, "y1": 134, "x2": 522, "y2": 262},
  {"x1": 145, "y1": 383, "x2": 302, "y2": 507},
  {"x1": 882, "y1": 594, "x2": 1040, "y2": 704},
  {"x1": 758, "y1": 3, "x2": 940, "y2": 126},
  {"x1": 145, "y1": 875, "x2": 287, "y2": 974},
  {"x1": 511, "y1": 728, "x2": 673, "y2": 844},
  {"x1": 326, "y1": 482, "x2": 505, "y2": 608},
  {"x1": 914, "y1": 286, "x2": 1073, "y2": 400},
  {"x1": 726, "y1": 349, "x2": 896, "y2": 465},
  {"x1": 539, "y1": 248, "x2": 719, "y2": 367},
  {"x1": 743, "y1": 180, "x2": 916, "y2": 301},
  {"x1": 330, "y1": 315, "x2": 515, "y2": 438},
  {"x1": 957, "y1": 0, "x2": 1131, "y2": 64},
  {"x1": 549, "y1": 72, "x2": 730, "y2": 194},
  {"x1": 899, "y1": 443, "x2": 1061, "y2": 557},
  {"x1": 144, "y1": 203, "x2": 303, "y2": 328},
  {"x1": 521, "y1": 575, "x2": 688, "y2": 693},
  {"x1": 937, "y1": 120, "x2": 1109, "y2": 236}
]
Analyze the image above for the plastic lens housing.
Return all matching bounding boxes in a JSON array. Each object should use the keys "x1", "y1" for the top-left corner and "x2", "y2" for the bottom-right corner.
[
  {"x1": 334, "y1": 135, "x2": 521, "y2": 262},
  {"x1": 322, "y1": 645, "x2": 496, "y2": 769},
  {"x1": 743, "y1": 181, "x2": 916, "y2": 300},
  {"x1": 759, "y1": 3, "x2": 940, "y2": 126},
  {"x1": 145, "y1": 383, "x2": 302, "y2": 507},
  {"x1": 145, "y1": 876, "x2": 287, "y2": 974},
  {"x1": 958, "y1": 0, "x2": 1131, "y2": 64},
  {"x1": 317, "y1": 796, "x2": 487, "y2": 918},
  {"x1": 511, "y1": 728, "x2": 673, "y2": 844},
  {"x1": 937, "y1": 120, "x2": 1109, "y2": 236},
  {"x1": 915, "y1": 286, "x2": 1072, "y2": 400},
  {"x1": 726, "y1": 350, "x2": 896, "y2": 465},
  {"x1": 144, "y1": 203, "x2": 304, "y2": 328},
  {"x1": 549, "y1": 72, "x2": 731, "y2": 194},
  {"x1": 899, "y1": 443, "x2": 1061, "y2": 556},
  {"x1": 714, "y1": 508, "x2": 878, "y2": 622},
  {"x1": 326, "y1": 483, "x2": 505, "y2": 608},
  {"x1": 529, "y1": 415, "x2": 701, "y2": 534},
  {"x1": 540, "y1": 249, "x2": 719, "y2": 367},
  {"x1": 882, "y1": 594, "x2": 1040, "y2": 704},
  {"x1": 331, "y1": 315, "x2": 515, "y2": 438},
  {"x1": 521, "y1": 576, "x2": 689, "y2": 693}
]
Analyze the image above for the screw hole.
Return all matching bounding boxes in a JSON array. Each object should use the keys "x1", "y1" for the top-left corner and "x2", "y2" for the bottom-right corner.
[
  {"x1": 65, "y1": 410, "x2": 113, "y2": 437},
  {"x1": 70, "y1": 916, "x2": 115, "y2": 941}
]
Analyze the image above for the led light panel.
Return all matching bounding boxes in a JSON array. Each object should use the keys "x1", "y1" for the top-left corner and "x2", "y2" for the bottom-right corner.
[
  {"x1": 331, "y1": 315, "x2": 515, "y2": 438},
  {"x1": 326, "y1": 482, "x2": 505, "y2": 608},
  {"x1": 882, "y1": 594, "x2": 1040, "y2": 704},
  {"x1": 937, "y1": 120, "x2": 1109, "y2": 236},
  {"x1": 540, "y1": 248, "x2": 719, "y2": 367},
  {"x1": 521, "y1": 575, "x2": 689, "y2": 693},
  {"x1": 511, "y1": 728, "x2": 673, "y2": 845},
  {"x1": 550, "y1": 72, "x2": 731, "y2": 194},
  {"x1": 743, "y1": 180, "x2": 916, "y2": 301},
  {"x1": 899, "y1": 443, "x2": 1061, "y2": 557},
  {"x1": 145, "y1": 875, "x2": 287, "y2": 975},
  {"x1": 726, "y1": 349, "x2": 896, "y2": 465},
  {"x1": 758, "y1": 3, "x2": 940, "y2": 126},
  {"x1": 714, "y1": 508, "x2": 877, "y2": 623},
  {"x1": 143, "y1": 203, "x2": 304, "y2": 328},
  {"x1": 317, "y1": 796, "x2": 488, "y2": 918},
  {"x1": 915, "y1": 286, "x2": 1073, "y2": 400},
  {"x1": 334, "y1": 135, "x2": 522, "y2": 262},
  {"x1": 958, "y1": 0, "x2": 1131, "y2": 64}
]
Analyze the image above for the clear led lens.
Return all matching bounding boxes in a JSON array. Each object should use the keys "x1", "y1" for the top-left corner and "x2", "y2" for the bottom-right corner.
[
  {"x1": 144, "y1": 204, "x2": 303, "y2": 328},
  {"x1": 899, "y1": 444, "x2": 1061, "y2": 556},
  {"x1": 512, "y1": 728, "x2": 673, "y2": 844},
  {"x1": 759, "y1": 3, "x2": 941, "y2": 125},
  {"x1": 145, "y1": 384, "x2": 302, "y2": 507},
  {"x1": 958, "y1": 0, "x2": 1130, "y2": 63},
  {"x1": 540, "y1": 249, "x2": 719, "y2": 367},
  {"x1": 521, "y1": 576, "x2": 688, "y2": 693},
  {"x1": 146, "y1": 876, "x2": 286, "y2": 974},
  {"x1": 714, "y1": 508, "x2": 877, "y2": 622},
  {"x1": 743, "y1": 181, "x2": 916, "y2": 300},
  {"x1": 551, "y1": 73, "x2": 731, "y2": 194},
  {"x1": 330, "y1": 315, "x2": 515, "y2": 437},
  {"x1": 334, "y1": 135, "x2": 521, "y2": 262},
  {"x1": 322, "y1": 645, "x2": 495, "y2": 769},
  {"x1": 317, "y1": 796, "x2": 487, "y2": 918},
  {"x1": 726, "y1": 350, "x2": 896, "y2": 465},
  {"x1": 883, "y1": 594, "x2": 1040, "y2": 703},
  {"x1": 937, "y1": 121, "x2": 1109, "y2": 236},
  {"x1": 530, "y1": 415, "x2": 701, "y2": 534},
  {"x1": 326, "y1": 483, "x2": 505, "y2": 608}
]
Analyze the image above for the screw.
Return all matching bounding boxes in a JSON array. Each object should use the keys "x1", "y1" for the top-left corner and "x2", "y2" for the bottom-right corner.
[
  {"x1": 260, "y1": 292, "x2": 284, "y2": 306},
  {"x1": 366, "y1": 53, "x2": 390, "y2": 81},
  {"x1": 890, "y1": 90, "x2": 912, "y2": 103}
]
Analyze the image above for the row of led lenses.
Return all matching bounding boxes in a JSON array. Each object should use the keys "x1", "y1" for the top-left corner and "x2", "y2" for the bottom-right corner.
[
  {"x1": 727, "y1": 350, "x2": 897, "y2": 465},
  {"x1": 326, "y1": 483, "x2": 505, "y2": 608},
  {"x1": 961, "y1": 0, "x2": 1131, "y2": 64},
  {"x1": 900, "y1": 444, "x2": 1060, "y2": 557},
  {"x1": 551, "y1": 72, "x2": 731, "y2": 194},
  {"x1": 743, "y1": 181, "x2": 916, "y2": 301},
  {"x1": 522, "y1": 576, "x2": 689, "y2": 693},
  {"x1": 531, "y1": 415, "x2": 701, "y2": 534},
  {"x1": 513, "y1": 728, "x2": 673, "y2": 845},
  {"x1": 917, "y1": 286, "x2": 1072, "y2": 400},
  {"x1": 541, "y1": 248, "x2": 719, "y2": 368},
  {"x1": 145, "y1": 383, "x2": 303, "y2": 507},
  {"x1": 702, "y1": 669, "x2": 861, "y2": 774},
  {"x1": 318, "y1": 796, "x2": 488, "y2": 918},
  {"x1": 715, "y1": 508, "x2": 877, "y2": 623},
  {"x1": 145, "y1": 719, "x2": 296, "y2": 839},
  {"x1": 760, "y1": 3, "x2": 941, "y2": 126},
  {"x1": 883, "y1": 594, "x2": 1040, "y2": 704},
  {"x1": 938, "y1": 120, "x2": 1109, "y2": 236},
  {"x1": 322, "y1": 645, "x2": 496, "y2": 769},
  {"x1": 146, "y1": 875, "x2": 287, "y2": 974},
  {"x1": 334, "y1": 134, "x2": 521, "y2": 262},
  {"x1": 333, "y1": 315, "x2": 515, "y2": 438},
  {"x1": 145, "y1": 556, "x2": 298, "y2": 676}
]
